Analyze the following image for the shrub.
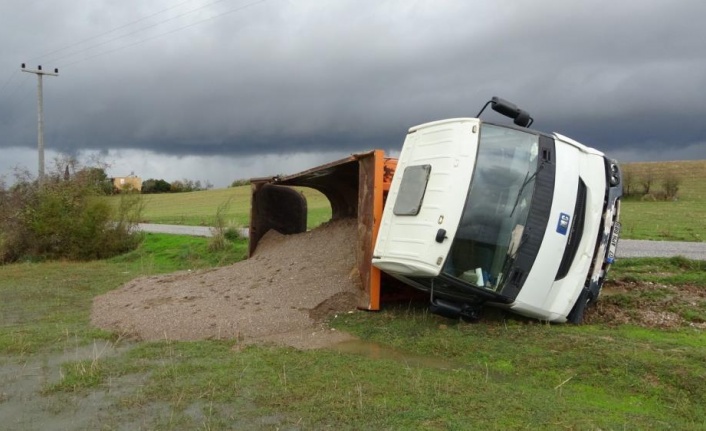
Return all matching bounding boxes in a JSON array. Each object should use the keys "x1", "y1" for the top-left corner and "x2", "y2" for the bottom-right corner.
[
  {"x1": 0, "y1": 166, "x2": 143, "y2": 263},
  {"x1": 662, "y1": 173, "x2": 680, "y2": 200},
  {"x1": 621, "y1": 165, "x2": 639, "y2": 197},
  {"x1": 640, "y1": 167, "x2": 655, "y2": 195},
  {"x1": 223, "y1": 227, "x2": 241, "y2": 241},
  {"x1": 208, "y1": 199, "x2": 239, "y2": 251}
]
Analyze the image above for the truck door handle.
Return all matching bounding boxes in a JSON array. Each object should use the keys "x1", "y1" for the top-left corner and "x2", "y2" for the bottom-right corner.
[{"x1": 435, "y1": 229, "x2": 447, "y2": 243}]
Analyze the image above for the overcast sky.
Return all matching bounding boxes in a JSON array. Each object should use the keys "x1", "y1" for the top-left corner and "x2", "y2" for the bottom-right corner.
[{"x1": 1, "y1": 0, "x2": 705, "y2": 187}]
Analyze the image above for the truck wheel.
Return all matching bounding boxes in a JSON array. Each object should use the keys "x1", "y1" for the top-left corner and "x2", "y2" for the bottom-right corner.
[
  {"x1": 567, "y1": 289, "x2": 591, "y2": 324},
  {"x1": 459, "y1": 303, "x2": 483, "y2": 323}
]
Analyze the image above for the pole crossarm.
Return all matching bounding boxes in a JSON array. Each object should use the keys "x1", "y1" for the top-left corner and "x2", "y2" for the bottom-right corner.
[{"x1": 21, "y1": 67, "x2": 59, "y2": 77}]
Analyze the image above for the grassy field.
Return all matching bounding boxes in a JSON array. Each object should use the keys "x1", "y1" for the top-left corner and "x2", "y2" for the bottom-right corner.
[
  {"x1": 1, "y1": 233, "x2": 705, "y2": 429},
  {"x1": 113, "y1": 159, "x2": 706, "y2": 242},
  {"x1": 126, "y1": 186, "x2": 331, "y2": 230},
  {"x1": 619, "y1": 160, "x2": 706, "y2": 241}
]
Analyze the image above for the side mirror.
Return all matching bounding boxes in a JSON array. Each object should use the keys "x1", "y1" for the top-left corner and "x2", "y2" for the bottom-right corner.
[
  {"x1": 490, "y1": 97, "x2": 520, "y2": 118},
  {"x1": 477, "y1": 96, "x2": 534, "y2": 128}
]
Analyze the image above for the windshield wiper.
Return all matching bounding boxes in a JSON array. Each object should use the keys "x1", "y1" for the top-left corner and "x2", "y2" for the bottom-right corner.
[{"x1": 510, "y1": 163, "x2": 544, "y2": 217}]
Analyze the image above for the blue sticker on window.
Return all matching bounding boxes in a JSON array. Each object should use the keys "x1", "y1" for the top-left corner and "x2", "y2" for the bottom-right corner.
[{"x1": 556, "y1": 212, "x2": 571, "y2": 235}]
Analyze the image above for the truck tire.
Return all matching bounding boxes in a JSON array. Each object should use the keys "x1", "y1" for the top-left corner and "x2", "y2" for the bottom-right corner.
[{"x1": 567, "y1": 289, "x2": 591, "y2": 324}]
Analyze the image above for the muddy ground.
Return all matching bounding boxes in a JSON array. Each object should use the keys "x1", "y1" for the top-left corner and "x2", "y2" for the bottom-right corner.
[{"x1": 585, "y1": 280, "x2": 706, "y2": 329}]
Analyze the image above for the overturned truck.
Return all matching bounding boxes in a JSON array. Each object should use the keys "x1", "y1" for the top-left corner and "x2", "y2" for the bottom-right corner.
[{"x1": 249, "y1": 98, "x2": 622, "y2": 323}]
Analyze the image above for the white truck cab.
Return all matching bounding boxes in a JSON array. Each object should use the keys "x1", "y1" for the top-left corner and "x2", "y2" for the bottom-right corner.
[{"x1": 372, "y1": 98, "x2": 622, "y2": 323}]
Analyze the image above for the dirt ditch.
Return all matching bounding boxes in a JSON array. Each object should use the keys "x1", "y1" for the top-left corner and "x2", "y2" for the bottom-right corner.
[{"x1": 584, "y1": 280, "x2": 706, "y2": 329}]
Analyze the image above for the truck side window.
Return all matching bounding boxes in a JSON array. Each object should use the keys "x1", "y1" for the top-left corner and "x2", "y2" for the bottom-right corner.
[{"x1": 393, "y1": 164, "x2": 431, "y2": 216}]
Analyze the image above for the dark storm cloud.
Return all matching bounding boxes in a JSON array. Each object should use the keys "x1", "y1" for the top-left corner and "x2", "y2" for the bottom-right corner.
[{"x1": 2, "y1": 0, "x2": 705, "y2": 168}]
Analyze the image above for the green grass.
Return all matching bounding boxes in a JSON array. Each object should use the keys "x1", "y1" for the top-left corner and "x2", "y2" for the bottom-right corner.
[
  {"x1": 611, "y1": 256, "x2": 706, "y2": 286},
  {"x1": 2, "y1": 235, "x2": 705, "y2": 428},
  {"x1": 110, "y1": 232, "x2": 247, "y2": 272},
  {"x1": 621, "y1": 160, "x2": 706, "y2": 241},
  {"x1": 114, "y1": 186, "x2": 331, "y2": 229},
  {"x1": 32, "y1": 304, "x2": 706, "y2": 430},
  {"x1": 328, "y1": 307, "x2": 706, "y2": 429},
  {"x1": 620, "y1": 200, "x2": 705, "y2": 241}
]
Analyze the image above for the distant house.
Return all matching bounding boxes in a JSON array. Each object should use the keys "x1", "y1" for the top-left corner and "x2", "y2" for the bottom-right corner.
[{"x1": 111, "y1": 173, "x2": 142, "y2": 192}]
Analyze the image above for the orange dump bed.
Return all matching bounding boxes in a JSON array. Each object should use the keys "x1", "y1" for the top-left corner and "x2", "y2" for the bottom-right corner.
[{"x1": 249, "y1": 150, "x2": 396, "y2": 310}]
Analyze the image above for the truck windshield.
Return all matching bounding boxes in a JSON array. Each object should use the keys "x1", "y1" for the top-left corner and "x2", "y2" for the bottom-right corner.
[{"x1": 443, "y1": 124, "x2": 539, "y2": 293}]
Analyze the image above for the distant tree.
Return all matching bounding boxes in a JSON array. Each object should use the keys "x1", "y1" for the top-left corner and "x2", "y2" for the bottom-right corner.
[
  {"x1": 158, "y1": 179, "x2": 173, "y2": 192},
  {"x1": 142, "y1": 178, "x2": 171, "y2": 194},
  {"x1": 641, "y1": 167, "x2": 655, "y2": 195},
  {"x1": 230, "y1": 178, "x2": 251, "y2": 187},
  {"x1": 621, "y1": 166, "x2": 637, "y2": 197},
  {"x1": 75, "y1": 167, "x2": 114, "y2": 195},
  {"x1": 661, "y1": 173, "x2": 681, "y2": 200},
  {"x1": 168, "y1": 178, "x2": 211, "y2": 193},
  {"x1": 141, "y1": 179, "x2": 156, "y2": 193},
  {"x1": 170, "y1": 180, "x2": 185, "y2": 193}
]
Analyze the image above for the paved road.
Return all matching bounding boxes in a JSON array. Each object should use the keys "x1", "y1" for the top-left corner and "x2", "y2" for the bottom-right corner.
[
  {"x1": 615, "y1": 239, "x2": 706, "y2": 260},
  {"x1": 137, "y1": 224, "x2": 706, "y2": 260},
  {"x1": 137, "y1": 223, "x2": 249, "y2": 238}
]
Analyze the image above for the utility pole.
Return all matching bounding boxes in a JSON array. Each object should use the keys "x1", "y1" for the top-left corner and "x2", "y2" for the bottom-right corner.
[{"x1": 21, "y1": 63, "x2": 59, "y2": 182}]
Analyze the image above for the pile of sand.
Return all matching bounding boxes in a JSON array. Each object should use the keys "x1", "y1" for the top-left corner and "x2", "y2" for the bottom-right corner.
[{"x1": 91, "y1": 219, "x2": 362, "y2": 349}]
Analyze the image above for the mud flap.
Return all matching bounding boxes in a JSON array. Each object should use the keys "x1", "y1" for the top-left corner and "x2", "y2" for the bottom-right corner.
[{"x1": 567, "y1": 288, "x2": 591, "y2": 324}]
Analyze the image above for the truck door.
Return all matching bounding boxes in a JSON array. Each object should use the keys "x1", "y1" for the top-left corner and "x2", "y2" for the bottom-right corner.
[{"x1": 372, "y1": 118, "x2": 480, "y2": 277}]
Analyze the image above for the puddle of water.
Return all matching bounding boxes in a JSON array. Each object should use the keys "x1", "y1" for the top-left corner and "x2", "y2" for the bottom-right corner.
[
  {"x1": 328, "y1": 339, "x2": 465, "y2": 370},
  {"x1": 0, "y1": 340, "x2": 141, "y2": 430}
]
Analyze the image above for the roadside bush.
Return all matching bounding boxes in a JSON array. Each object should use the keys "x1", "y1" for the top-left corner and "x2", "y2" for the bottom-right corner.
[
  {"x1": 661, "y1": 173, "x2": 680, "y2": 200},
  {"x1": 208, "y1": 199, "x2": 240, "y2": 252},
  {"x1": 640, "y1": 167, "x2": 655, "y2": 195},
  {"x1": 0, "y1": 167, "x2": 143, "y2": 263},
  {"x1": 621, "y1": 165, "x2": 639, "y2": 197},
  {"x1": 223, "y1": 227, "x2": 241, "y2": 241}
]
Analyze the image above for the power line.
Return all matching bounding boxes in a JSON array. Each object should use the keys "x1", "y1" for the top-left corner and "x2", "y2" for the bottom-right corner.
[
  {"x1": 28, "y1": 0, "x2": 200, "y2": 62},
  {"x1": 3, "y1": 0, "x2": 266, "y2": 101},
  {"x1": 0, "y1": 70, "x2": 20, "y2": 96},
  {"x1": 0, "y1": 72, "x2": 34, "y2": 117},
  {"x1": 46, "y1": 0, "x2": 265, "y2": 67}
]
